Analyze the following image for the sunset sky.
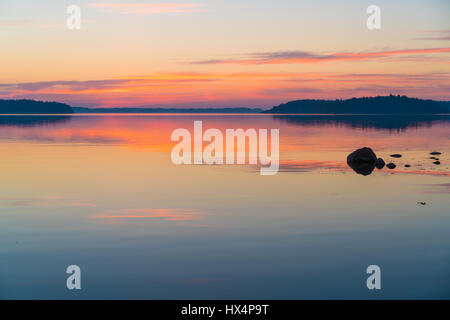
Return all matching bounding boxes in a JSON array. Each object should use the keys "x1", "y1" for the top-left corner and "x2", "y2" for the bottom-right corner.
[{"x1": 1, "y1": 0, "x2": 449, "y2": 108}]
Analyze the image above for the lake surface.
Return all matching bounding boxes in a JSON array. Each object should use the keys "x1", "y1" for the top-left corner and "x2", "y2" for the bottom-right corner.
[{"x1": 0, "y1": 114, "x2": 449, "y2": 299}]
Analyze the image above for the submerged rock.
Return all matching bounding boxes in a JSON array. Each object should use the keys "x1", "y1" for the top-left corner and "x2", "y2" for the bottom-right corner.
[
  {"x1": 348, "y1": 162, "x2": 375, "y2": 176},
  {"x1": 390, "y1": 154, "x2": 402, "y2": 158},
  {"x1": 433, "y1": 161, "x2": 441, "y2": 165},
  {"x1": 404, "y1": 164, "x2": 411, "y2": 167},
  {"x1": 417, "y1": 202, "x2": 427, "y2": 205},
  {"x1": 374, "y1": 158, "x2": 385, "y2": 169},
  {"x1": 429, "y1": 151, "x2": 441, "y2": 155},
  {"x1": 386, "y1": 163, "x2": 396, "y2": 169}
]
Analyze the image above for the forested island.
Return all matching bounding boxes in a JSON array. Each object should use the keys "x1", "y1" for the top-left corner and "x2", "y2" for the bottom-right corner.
[
  {"x1": 0, "y1": 99, "x2": 74, "y2": 114},
  {"x1": 263, "y1": 95, "x2": 449, "y2": 114}
]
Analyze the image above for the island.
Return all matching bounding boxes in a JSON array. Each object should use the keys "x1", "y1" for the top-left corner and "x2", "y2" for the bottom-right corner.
[
  {"x1": 263, "y1": 95, "x2": 449, "y2": 114},
  {"x1": 0, "y1": 99, "x2": 74, "y2": 114}
]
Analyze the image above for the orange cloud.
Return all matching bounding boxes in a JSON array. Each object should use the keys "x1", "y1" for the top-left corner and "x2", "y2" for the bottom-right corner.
[{"x1": 1, "y1": 71, "x2": 449, "y2": 107}]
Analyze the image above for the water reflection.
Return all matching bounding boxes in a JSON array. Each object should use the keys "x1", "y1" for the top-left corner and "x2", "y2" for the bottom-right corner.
[
  {"x1": 272, "y1": 114, "x2": 450, "y2": 131},
  {"x1": 0, "y1": 114, "x2": 449, "y2": 299},
  {"x1": 0, "y1": 114, "x2": 448, "y2": 176},
  {"x1": 0, "y1": 115, "x2": 72, "y2": 127}
]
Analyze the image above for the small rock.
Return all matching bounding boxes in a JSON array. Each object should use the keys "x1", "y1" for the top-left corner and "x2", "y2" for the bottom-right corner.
[
  {"x1": 404, "y1": 164, "x2": 411, "y2": 167},
  {"x1": 374, "y1": 158, "x2": 385, "y2": 169},
  {"x1": 390, "y1": 154, "x2": 402, "y2": 158},
  {"x1": 386, "y1": 163, "x2": 396, "y2": 169},
  {"x1": 433, "y1": 161, "x2": 441, "y2": 165},
  {"x1": 417, "y1": 202, "x2": 427, "y2": 205},
  {"x1": 429, "y1": 151, "x2": 441, "y2": 155}
]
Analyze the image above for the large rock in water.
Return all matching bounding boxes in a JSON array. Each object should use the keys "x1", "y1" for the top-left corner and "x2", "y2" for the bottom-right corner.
[
  {"x1": 347, "y1": 147, "x2": 378, "y2": 176},
  {"x1": 347, "y1": 147, "x2": 377, "y2": 164}
]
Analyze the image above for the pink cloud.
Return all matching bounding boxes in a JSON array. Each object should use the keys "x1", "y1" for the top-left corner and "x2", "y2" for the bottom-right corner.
[{"x1": 192, "y1": 48, "x2": 450, "y2": 65}]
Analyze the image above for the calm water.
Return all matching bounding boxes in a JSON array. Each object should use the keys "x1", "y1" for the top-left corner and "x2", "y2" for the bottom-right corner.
[{"x1": 0, "y1": 114, "x2": 449, "y2": 299}]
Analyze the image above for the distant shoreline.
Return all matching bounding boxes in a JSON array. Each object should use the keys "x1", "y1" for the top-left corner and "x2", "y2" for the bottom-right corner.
[
  {"x1": 1, "y1": 113, "x2": 449, "y2": 116},
  {"x1": 0, "y1": 96, "x2": 449, "y2": 114},
  {"x1": 72, "y1": 107, "x2": 264, "y2": 114}
]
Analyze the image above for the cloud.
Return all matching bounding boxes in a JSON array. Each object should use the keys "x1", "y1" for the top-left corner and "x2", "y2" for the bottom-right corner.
[
  {"x1": 0, "y1": 74, "x2": 219, "y2": 93},
  {"x1": 1, "y1": 196, "x2": 96, "y2": 208},
  {"x1": 1, "y1": 71, "x2": 449, "y2": 107},
  {"x1": 0, "y1": 80, "x2": 124, "y2": 92},
  {"x1": 88, "y1": 2, "x2": 202, "y2": 14},
  {"x1": 0, "y1": 20, "x2": 30, "y2": 27},
  {"x1": 414, "y1": 30, "x2": 450, "y2": 41},
  {"x1": 0, "y1": 20, "x2": 58, "y2": 29},
  {"x1": 261, "y1": 87, "x2": 323, "y2": 96},
  {"x1": 91, "y1": 208, "x2": 201, "y2": 221},
  {"x1": 4, "y1": 71, "x2": 447, "y2": 94},
  {"x1": 191, "y1": 47, "x2": 450, "y2": 65}
]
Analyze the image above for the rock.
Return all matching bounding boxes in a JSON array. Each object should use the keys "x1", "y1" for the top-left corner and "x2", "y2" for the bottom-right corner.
[
  {"x1": 347, "y1": 147, "x2": 378, "y2": 176},
  {"x1": 347, "y1": 147, "x2": 377, "y2": 164},
  {"x1": 417, "y1": 202, "x2": 427, "y2": 205},
  {"x1": 347, "y1": 162, "x2": 376, "y2": 176},
  {"x1": 429, "y1": 157, "x2": 437, "y2": 160},
  {"x1": 433, "y1": 161, "x2": 441, "y2": 165},
  {"x1": 390, "y1": 154, "x2": 402, "y2": 158},
  {"x1": 386, "y1": 163, "x2": 396, "y2": 169},
  {"x1": 374, "y1": 158, "x2": 385, "y2": 169},
  {"x1": 429, "y1": 151, "x2": 441, "y2": 155},
  {"x1": 404, "y1": 164, "x2": 411, "y2": 167}
]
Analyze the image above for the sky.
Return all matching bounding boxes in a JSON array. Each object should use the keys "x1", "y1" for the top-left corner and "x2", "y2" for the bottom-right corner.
[{"x1": 1, "y1": 0, "x2": 449, "y2": 108}]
